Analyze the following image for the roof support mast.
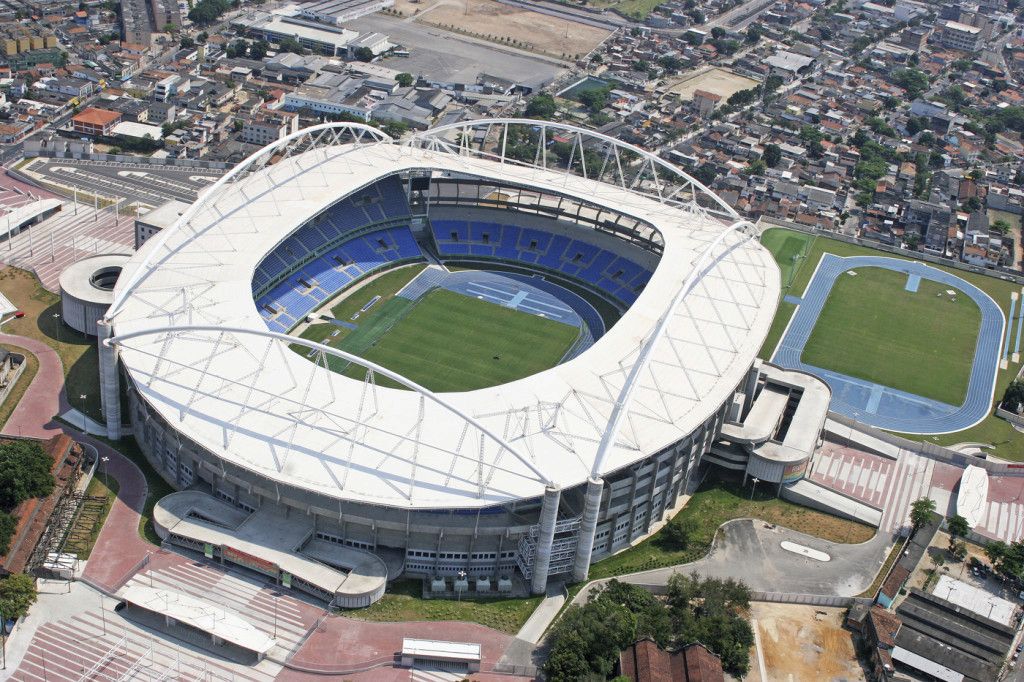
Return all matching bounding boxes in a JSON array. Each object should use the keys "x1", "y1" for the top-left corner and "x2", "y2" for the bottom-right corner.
[{"x1": 572, "y1": 218, "x2": 759, "y2": 581}]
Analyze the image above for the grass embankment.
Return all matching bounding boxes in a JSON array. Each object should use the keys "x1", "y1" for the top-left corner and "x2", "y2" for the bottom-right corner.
[
  {"x1": 349, "y1": 578, "x2": 543, "y2": 634},
  {"x1": 758, "y1": 228, "x2": 1024, "y2": 459},
  {"x1": 0, "y1": 267, "x2": 103, "y2": 422},
  {"x1": 587, "y1": 474, "x2": 875, "y2": 581}
]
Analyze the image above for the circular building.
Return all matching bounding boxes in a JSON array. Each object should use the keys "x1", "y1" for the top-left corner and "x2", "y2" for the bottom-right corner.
[
  {"x1": 95, "y1": 121, "x2": 822, "y2": 604},
  {"x1": 59, "y1": 254, "x2": 130, "y2": 336}
]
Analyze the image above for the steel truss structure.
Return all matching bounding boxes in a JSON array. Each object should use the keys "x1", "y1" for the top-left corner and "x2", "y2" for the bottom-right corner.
[{"x1": 101, "y1": 120, "x2": 779, "y2": 589}]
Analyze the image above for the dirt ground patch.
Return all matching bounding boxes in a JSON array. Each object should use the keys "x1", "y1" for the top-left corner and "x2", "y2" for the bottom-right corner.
[
  {"x1": 667, "y1": 66, "x2": 760, "y2": 100},
  {"x1": 748, "y1": 603, "x2": 865, "y2": 682},
  {"x1": 393, "y1": 0, "x2": 610, "y2": 59}
]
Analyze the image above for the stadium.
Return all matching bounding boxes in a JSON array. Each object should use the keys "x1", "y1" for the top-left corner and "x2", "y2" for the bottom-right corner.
[{"x1": 95, "y1": 120, "x2": 830, "y2": 607}]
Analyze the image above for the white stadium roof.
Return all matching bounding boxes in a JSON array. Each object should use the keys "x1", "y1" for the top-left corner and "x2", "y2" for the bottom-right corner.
[{"x1": 108, "y1": 121, "x2": 779, "y2": 509}]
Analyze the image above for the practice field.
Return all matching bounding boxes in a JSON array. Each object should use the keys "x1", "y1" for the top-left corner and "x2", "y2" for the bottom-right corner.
[
  {"x1": 392, "y1": 0, "x2": 610, "y2": 59},
  {"x1": 345, "y1": 288, "x2": 579, "y2": 392},
  {"x1": 666, "y1": 67, "x2": 760, "y2": 101},
  {"x1": 801, "y1": 266, "x2": 981, "y2": 406}
]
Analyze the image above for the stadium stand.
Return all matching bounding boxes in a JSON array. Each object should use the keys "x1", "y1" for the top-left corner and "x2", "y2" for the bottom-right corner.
[
  {"x1": 430, "y1": 220, "x2": 652, "y2": 306},
  {"x1": 251, "y1": 176, "x2": 420, "y2": 332}
]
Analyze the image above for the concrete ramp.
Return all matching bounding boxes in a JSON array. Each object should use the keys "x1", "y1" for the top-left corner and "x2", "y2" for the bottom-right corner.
[
  {"x1": 782, "y1": 479, "x2": 882, "y2": 527},
  {"x1": 825, "y1": 418, "x2": 901, "y2": 460}
]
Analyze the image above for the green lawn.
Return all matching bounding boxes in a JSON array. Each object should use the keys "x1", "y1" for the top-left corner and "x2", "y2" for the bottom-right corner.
[
  {"x1": 802, "y1": 267, "x2": 981, "y2": 406},
  {"x1": 758, "y1": 228, "x2": 1024, "y2": 458},
  {"x1": 346, "y1": 289, "x2": 580, "y2": 392},
  {"x1": 760, "y1": 228, "x2": 814, "y2": 291},
  {"x1": 292, "y1": 265, "x2": 425, "y2": 369},
  {"x1": 349, "y1": 578, "x2": 542, "y2": 634},
  {"x1": 587, "y1": 473, "x2": 875, "y2": 581}
]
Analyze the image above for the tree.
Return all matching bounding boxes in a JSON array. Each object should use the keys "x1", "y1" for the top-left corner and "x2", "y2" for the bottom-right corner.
[
  {"x1": 0, "y1": 511, "x2": 15, "y2": 556},
  {"x1": 762, "y1": 143, "x2": 782, "y2": 168},
  {"x1": 743, "y1": 159, "x2": 766, "y2": 176},
  {"x1": 180, "y1": 36, "x2": 195, "y2": 49},
  {"x1": 947, "y1": 514, "x2": 970, "y2": 545},
  {"x1": 279, "y1": 36, "x2": 304, "y2": 54},
  {"x1": 395, "y1": 72, "x2": 413, "y2": 88},
  {"x1": 1002, "y1": 381, "x2": 1024, "y2": 410},
  {"x1": 0, "y1": 573, "x2": 37, "y2": 620},
  {"x1": 578, "y1": 87, "x2": 610, "y2": 113},
  {"x1": 354, "y1": 46, "x2": 374, "y2": 61},
  {"x1": 763, "y1": 74, "x2": 784, "y2": 95},
  {"x1": 525, "y1": 93, "x2": 556, "y2": 120},
  {"x1": 985, "y1": 540, "x2": 1009, "y2": 565},
  {"x1": 691, "y1": 164, "x2": 716, "y2": 187},
  {"x1": 892, "y1": 68, "x2": 929, "y2": 100},
  {"x1": 950, "y1": 541, "x2": 968, "y2": 562},
  {"x1": 249, "y1": 40, "x2": 269, "y2": 60},
  {"x1": 659, "y1": 516, "x2": 697, "y2": 550},
  {"x1": 909, "y1": 496, "x2": 936, "y2": 533},
  {"x1": 962, "y1": 196, "x2": 982, "y2": 212},
  {"x1": 993, "y1": 219, "x2": 1012, "y2": 235},
  {"x1": 667, "y1": 573, "x2": 753, "y2": 676},
  {"x1": 711, "y1": 26, "x2": 725, "y2": 40},
  {"x1": 0, "y1": 441, "x2": 54, "y2": 510},
  {"x1": 226, "y1": 38, "x2": 248, "y2": 58},
  {"x1": 745, "y1": 24, "x2": 762, "y2": 44}
]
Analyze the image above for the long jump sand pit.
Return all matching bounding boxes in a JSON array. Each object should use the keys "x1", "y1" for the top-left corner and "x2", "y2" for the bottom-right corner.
[
  {"x1": 393, "y1": 0, "x2": 610, "y2": 59},
  {"x1": 749, "y1": 603, "x2": 865, "y2": 682},
  {"x1": 668, "y1": 66, "x2": 760, "y2": 101}
]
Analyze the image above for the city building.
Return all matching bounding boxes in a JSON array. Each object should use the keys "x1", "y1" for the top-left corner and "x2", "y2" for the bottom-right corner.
[{"x1": 71, "y1": 107, "x2": 122, "y2": 136}]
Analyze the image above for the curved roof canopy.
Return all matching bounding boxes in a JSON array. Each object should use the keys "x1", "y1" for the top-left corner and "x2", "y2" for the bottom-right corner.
[{"x1": 109, "y1": 122, "x2": 779, "y2": 509}]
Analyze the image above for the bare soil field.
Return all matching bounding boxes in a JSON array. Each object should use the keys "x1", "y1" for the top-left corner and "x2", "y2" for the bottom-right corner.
[
  {"x1": 667, "y1": 66, "x2": 760, "y2": 100},
  {"x1": 392, "y1": 0, "x2": 610, "y2": 59},
  {"x1": 748, "y1": 603, "x2": 865, "y2": 682}
]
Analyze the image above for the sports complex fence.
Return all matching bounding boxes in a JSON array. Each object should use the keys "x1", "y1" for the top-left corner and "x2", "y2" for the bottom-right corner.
[{"x1": 758, "y1": 217, "x2": 1024, "y2": 286}]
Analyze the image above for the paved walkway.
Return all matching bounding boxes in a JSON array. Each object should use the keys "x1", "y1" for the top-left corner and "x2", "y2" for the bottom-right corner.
[{"x1": 0, "y1": 330, "x2": 154, "y2": 592}]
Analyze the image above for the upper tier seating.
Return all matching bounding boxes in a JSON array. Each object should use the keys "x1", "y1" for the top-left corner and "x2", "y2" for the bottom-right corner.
[{"x1": 431, "y1": 219, "x2": 652, "y2": 306}]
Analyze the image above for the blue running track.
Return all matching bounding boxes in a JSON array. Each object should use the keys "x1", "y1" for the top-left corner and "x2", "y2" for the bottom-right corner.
[{"x1": 772, "y1": 254, "x2": 1003, "y2": 434}]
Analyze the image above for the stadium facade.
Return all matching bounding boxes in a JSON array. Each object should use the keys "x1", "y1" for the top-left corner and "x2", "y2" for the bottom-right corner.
[{"x1": 96, "y1": 121, "x2": 830, "y2": 606}]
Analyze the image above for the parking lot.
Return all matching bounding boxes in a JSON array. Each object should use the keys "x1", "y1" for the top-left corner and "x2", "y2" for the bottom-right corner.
[
  {"x1": 349, "y1": 14, "x2": 566, "y2": 92},
  {"x1": 23, "y1": 158, "x2": 224, "y2": 208}
]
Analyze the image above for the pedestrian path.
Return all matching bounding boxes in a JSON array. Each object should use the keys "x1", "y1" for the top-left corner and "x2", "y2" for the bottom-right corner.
[
  {"x1": 977, "y1": 500, "x2": 1024, "y2": 543},
  {"x1": 0, "y1": 199, "x2": 132, "y2": 291},
  {"x1": 9, "y1": 606, "x2": 279, "y2": 682},
  {"x1": 809, "y1": 443, "x2": 943, "y2": 534},
  {"x1": 123, "y1": 555, "x2": 322, "y2": 658}
]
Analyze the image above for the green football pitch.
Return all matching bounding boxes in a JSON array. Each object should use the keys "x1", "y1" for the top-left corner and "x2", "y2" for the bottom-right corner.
[
  {"x1": 344, "y1": 288, "x2": 580, "y2": 392},
  {"x1": 801, "y1": 267, "x2": 981, "y2": 406}
]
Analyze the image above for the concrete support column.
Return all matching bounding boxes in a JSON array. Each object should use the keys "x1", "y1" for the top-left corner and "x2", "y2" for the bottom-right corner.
[
  {"x1": 97, "y1": 320, "x2": 121, "y2": 441},
  {"x1": 531, "y1": 486, "x2": 561, "y2": 595},
  {"x1": 572, "y1": 477, "x2": 604, "y2": 583}
]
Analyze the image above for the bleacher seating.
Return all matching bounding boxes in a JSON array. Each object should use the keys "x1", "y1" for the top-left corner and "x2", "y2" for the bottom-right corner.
[
  {"x1": 254, "y1": 226, "x2": 422, "y2": 331},
  {"x1": 249, "y1": 176, "x2": 418, "y2": 332},
  {"x1": 431, "y1": 219, "x2": 653, "y2": 306}
]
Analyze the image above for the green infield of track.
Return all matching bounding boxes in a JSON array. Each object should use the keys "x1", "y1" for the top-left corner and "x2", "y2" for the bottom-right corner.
[
  {"x1": 343, "y1": 288, "x2": 580, "y2": 392},
  {"x1": 801, "y1": 266, "x2": 981, "y2": 406}
]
